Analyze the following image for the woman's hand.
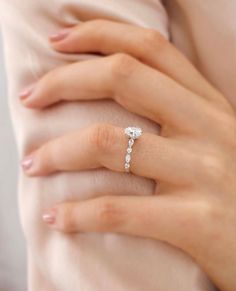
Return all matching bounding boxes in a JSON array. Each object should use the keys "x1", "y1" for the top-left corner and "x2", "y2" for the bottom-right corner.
[{"x1": 20, "y1": 20, "x2": 236, "y2": 291}]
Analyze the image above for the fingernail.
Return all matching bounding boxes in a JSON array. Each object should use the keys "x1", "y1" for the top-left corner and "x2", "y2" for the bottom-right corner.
[
  {"x1": 42, "y1": 209, "x2": 57, "y2": 225},
  {"x1": 19, "y1": 85, "x2": 35, "y2": 101},
  {"x1": 21, "y1": 156, "x2": 33, "y2": 171},
  {"x1": 49, "y1": 28, "x2": 71, "y2": 42}
]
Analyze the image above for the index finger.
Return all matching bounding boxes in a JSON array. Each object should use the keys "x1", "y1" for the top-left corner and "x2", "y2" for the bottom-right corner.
[{"x1": 50, "y1": 19, "x2": 224, "y2": 103}]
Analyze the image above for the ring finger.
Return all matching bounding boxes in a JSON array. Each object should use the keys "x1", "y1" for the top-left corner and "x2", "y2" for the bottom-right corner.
[{"x1": 21, "y1": 123, "x2": 197, "y2": 185}]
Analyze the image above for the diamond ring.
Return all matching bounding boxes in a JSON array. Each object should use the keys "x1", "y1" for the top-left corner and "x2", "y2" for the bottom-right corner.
[{"x1": 124, "y1": 127, "x2": 142, "y2": 172}]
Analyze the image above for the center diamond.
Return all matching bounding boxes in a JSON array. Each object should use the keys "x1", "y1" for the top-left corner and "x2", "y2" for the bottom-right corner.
[{"x1": 124, "y1": 127, "x2": 142, "y2": 139}]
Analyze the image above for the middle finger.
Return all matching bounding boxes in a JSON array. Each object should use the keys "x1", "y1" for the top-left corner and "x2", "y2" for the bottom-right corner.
[{"x1": 20, "y1": 54, "x2": 214, "y2": 133}]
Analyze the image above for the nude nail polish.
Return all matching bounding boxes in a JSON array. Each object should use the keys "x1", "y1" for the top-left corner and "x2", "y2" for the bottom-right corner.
[
  {"x1": 19, "y1": 85, "x2": 35, "y2": 100},
  {"x1": 49, "y1": 29, "x2": 71, "y2": 42},
  {"x1": 43, "y1": 209, "x2": 57, "y2": 225},
  {"x1": 21, "y1": 156, "x2": 33, "y2": 171}
]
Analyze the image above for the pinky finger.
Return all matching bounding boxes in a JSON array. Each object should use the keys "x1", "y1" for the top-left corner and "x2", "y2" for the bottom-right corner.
[{"x1": 42, "y1": 194, "x2": 202, "y2": 252}]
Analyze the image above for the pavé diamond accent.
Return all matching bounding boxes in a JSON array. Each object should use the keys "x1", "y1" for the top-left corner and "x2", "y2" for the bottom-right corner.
[
  {"x1": 127, "y1": 148, "x2": 132, "y2": 154},
  {"x1": 125, "y1": 163, "x2": 130, "y2": 170},
  {"x1": 125, "y1": 154, "x2": 131, "y2": 163},
  {"x1": 128, "y1": 139, "x2": 134, "y2": 147}
]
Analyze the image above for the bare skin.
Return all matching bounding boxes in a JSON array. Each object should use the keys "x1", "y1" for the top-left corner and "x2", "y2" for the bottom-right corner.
[{"x1": 20, "y1": 20, "x2": 236, "y2": 291}]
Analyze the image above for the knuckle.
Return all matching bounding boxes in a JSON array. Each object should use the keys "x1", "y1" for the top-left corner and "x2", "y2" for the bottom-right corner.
[
  {"x1": 84, "y1": 19, "x2": 108, "y2": 42},
  {"x1": 96, "y1": 197, "x2": 122, "y2": 231},
  {"x1": 182, "y1": 203, "x2": 206, "y2": 238},
  {"x1": 218, "y1": 114, "x2": 236, "y2": 145},
  {"x1": 199, "y1": 153, "x2": 227, "y2": 182},
  {"x1": 88, "y1": 19, "x2": 108, "y2": 29},
  {"x1": 196, "y1": 199, "x2": 216, "y2": 224},
  {"x1": 142, "y1": 29, "x2": 166, "y2": 52},
  {"x1": 182, "y1": 199, "x2": 225, "y2": 255},
  {"x1": 110, "y1": 53, "x2": 138, "y2": 80},
  {"x1": 180, "y1": 200, "x2": 216, "y2": 246},
  {"x1": 198, "y1": 199, "x2": 225, "y2": 242},
  {"x1": 89, "y1": 124, "x2": 117, "y2": 153}
]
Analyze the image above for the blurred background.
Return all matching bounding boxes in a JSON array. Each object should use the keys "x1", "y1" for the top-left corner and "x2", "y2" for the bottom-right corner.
[{"x1": 0, "y1": 32, "x2": 26, "y2": 290}]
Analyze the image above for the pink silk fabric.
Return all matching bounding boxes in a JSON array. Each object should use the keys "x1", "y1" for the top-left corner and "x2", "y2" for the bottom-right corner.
[{"x1": 1, "y1": 0, "x2": 236, "y2": 290}]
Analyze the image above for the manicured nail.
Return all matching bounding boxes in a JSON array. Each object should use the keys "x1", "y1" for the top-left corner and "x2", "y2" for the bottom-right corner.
[
  {"x1": 42, "y1": 209, "x2": 57, "y2": 225},
  {"x1": 19, "y1": 85, "x2": 35, "y2": 100},
  {"x1": 21, "y1": 156, "x2": 33, "y2": 171},
  {"x1": 49, "y1": 29, "x2": 71, "y2": 42}
]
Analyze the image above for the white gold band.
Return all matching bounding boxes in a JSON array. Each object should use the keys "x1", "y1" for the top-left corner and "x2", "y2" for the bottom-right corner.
[{"x1": 124, "y1": 127, "x2": 142, "y2": 172}]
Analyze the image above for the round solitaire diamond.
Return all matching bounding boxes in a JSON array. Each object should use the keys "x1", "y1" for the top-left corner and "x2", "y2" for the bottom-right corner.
[{"x1": 124, "y1": 127, "x2": 142, "y2": 140}]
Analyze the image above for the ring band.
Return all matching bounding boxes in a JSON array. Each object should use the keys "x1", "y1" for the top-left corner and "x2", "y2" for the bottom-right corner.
[{"x1": 124, "y1": 127, "x2": 142, "y2": 172}]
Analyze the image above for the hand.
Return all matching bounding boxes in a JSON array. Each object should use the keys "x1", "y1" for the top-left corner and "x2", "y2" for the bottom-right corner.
[{"x1": 20, "y1": 20, "x2": 236, "y2": 291}]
